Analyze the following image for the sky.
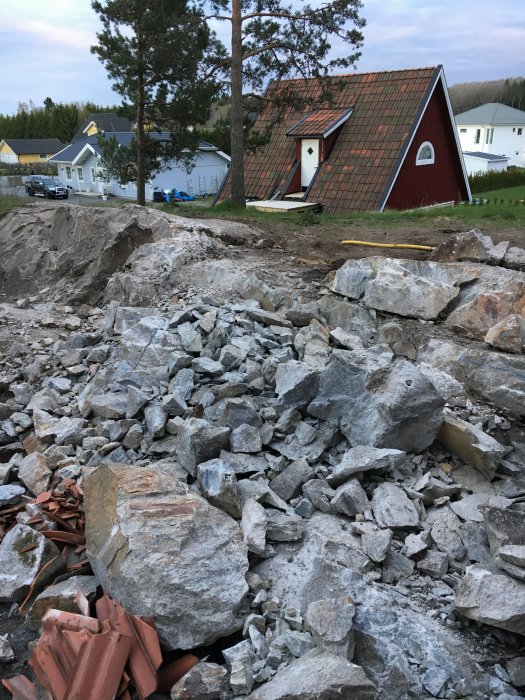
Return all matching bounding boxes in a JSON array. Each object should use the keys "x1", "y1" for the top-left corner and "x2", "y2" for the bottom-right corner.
[{"x1": 0, "y1": 0, "x2": 524, "y2": 115}]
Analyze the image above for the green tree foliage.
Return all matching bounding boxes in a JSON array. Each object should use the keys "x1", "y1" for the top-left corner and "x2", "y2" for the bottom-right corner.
[
  {"x1": 0, "y1": 101, "x2": 117, "y2": 142},
  {"x1": 91, "y1": 0, "x2": 219, "y2": 205},
  {"x1": 199, "y1": 0, "x2": 365, "y2": 205}
]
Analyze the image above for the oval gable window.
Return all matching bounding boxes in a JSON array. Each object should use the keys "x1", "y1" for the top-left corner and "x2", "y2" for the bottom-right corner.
[{"x1": 416, "y1": 141, "x2": 435, "y2": 166}]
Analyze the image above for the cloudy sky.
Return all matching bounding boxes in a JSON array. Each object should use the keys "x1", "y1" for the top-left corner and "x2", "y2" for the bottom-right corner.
[{"x1": 0, "y1": 0, "x2": 524, "y2": 115}]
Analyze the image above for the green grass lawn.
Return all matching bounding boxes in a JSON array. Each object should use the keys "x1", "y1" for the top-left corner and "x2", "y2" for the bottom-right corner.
[
  {"x1": 161, "y1": 192, "x2": 525, "y2": 228},
  {"x1": 475, "y1": 184, "x2": 525, "y2": 204},
  {"x1": 0, "y1": 194, "x2": 26, "y2": 215}
]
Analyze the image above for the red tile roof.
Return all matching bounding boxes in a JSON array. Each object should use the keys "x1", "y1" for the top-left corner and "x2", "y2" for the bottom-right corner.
[
  {"x1": 286, "y1": 108, "x2": 353, "y2": 138},
  {"x1": 221, "y1": 67, "x2": 441, "y2": 213}
]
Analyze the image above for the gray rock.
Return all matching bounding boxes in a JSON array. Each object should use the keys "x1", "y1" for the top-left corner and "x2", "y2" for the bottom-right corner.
[
  {"x1": 460, "y1": 521, "x2": 491, "y2": 563},
  {"x1": 331, "y1": 256, "x2": 475, "y2": 320},
  {"x1": 89, "y1": 392, "x2": 127, "y2": 419},
  {"x1": 270, "y1": 459, "x2": 315, "y2": 502},
  {"x1": 126, "y1": 385, "x2": 149, "y2": 418},
  {"x1": 230, "y1": 424, "x2": 263, "y2": 454},
  {"x1": 246, "y1": 649, "x2": 376, "y2": 699},
  {"x1": 122, "y1": 423, "x2": 143, "y2": 450},
  {"x1": 0, "y1": 634, "x2": 14, "y2": 662},
  {"x1": 275, "y1": 361, "x2": 320, "y2": 409},
  {"x1": 274, "y1": 408, "x2": 302, "y2": 434},
  {"x1": 85, "y1": 462, "x2": 249, "y2": 649},
  {"x1": 327, "y1": 446, "x2": 406, "y2": 487},
  {"x1": 144, "y1": 402, "x2": 167, "y2": 438},
  {"x1": 506, "y1": 657, "x2": 525, "y2": 688},
  {"x1": 197, "y1": 459, "x2": 241, "y2": 518},
  {"x1": 331, "y1": 479, "x2": 369, "y2": 517},
  {"x1": 192, "y1": 356, "x2": 224, "y2": 375},
  {"x1": 223, "y1": 639, "x2": 255, "y2": 695},
  {"x1": 281, "y1": 629, "x2": 316, "y2": 657},
  {"x1": 26, "y1": 575, "x2": 98, "y2": 629},
  {"x1": 371, "y1": 484, "x2": 419, "y2": 529},
  {"x1": 431, "y1": 509, "x2": 466, "y2": 561},
  {"x1": 18, "y1": 452, "x2": 52, "y2": 495},
  {"x1": 437, "y1": 413, "x2": 506, "y2": 480},
  {"x1": 455, "y1": 564, "x2": 525, "y2": 635},
  {"x1": 310, "y1": 350, "x2": 444, "y2": 452},
  {"x1": 403, "y1": 532, "x2": 430, "y2": 559},
  {"x1": 381, "y1": 551, "x2": 415, "y2": 584},
  {"x1": 175, "y1": 418, "x2": 230, "y2": 476},
  {"x1": 421, "y1": 666, "x2": 451, "y2": 697},
  {"x1": 178, "y1": 322, "x2": 203, "y2": 353},
  {"x1": 413, "y1": 473, "x2": 461, "y2": 506},
  {"x1": 485, "y1": 314, "x2": 525, "y2": 354},
  {"x1": 241, "y1": 498, "x2": 267, "y2": 555},
  {"x1": 303, "y1": 479, "x2": 336, "y2": 514},
  {"x1": 499, "y1": 544, "x2": 525, "y2": 568},
  {"x1": 417, "y1": 551, "x2": 449, "y2": 578},
  {"x1": 207, "y1": 398, "x2": 262, "y2": 430},
  {"x1": 10, "y1": 382, "x2": 33, "y2": 406},
  {"x1": 450, "y1": 493, "x2": 513, "y2": 523},
  {"x1": 419, "y1": 337, "x2": 525, "y2": 418},
  {"x1": 361, "y1": 526, "x2": 393, "y2": 564},
  {"x1": 246, "y1": 308, "x2": 292, "y2": 328},
  {"x1": 0, "y1": 524, "x2": 60, "y2": 602},
  {"x1": 220, "y1": 344, "x2": 248, "y2": 371},
  {"x1": 0, "y1": 484, "x2": 26, "y2": 506},
  {"x1": 170, "y1": 661, "x2": 228, "y2": 700},
  {"x1": 306, "y1": 597, "x2": 355, "y2": 659},
  {"x1": 444, "y1": 264, "x2": 525, "y2": 342},
  {"x1": 266, "y1": 509, "x2": 304, "y2": 542},
  {"x1": 483, "y1": 506, "x2": 525, "y2": 553}
]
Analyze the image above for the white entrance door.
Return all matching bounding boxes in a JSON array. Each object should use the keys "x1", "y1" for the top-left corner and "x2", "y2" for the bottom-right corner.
[{"x1": 301, "y1": 139, "x2": 320, "y2": 188}]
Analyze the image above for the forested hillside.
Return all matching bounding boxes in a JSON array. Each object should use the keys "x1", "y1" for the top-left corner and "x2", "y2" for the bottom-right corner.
[
  {"x1": 0, "y1": 99, "x2": 120, "y2": 143},
  {"x1": 450, "y1": 77, "x2": 525, "y2": 114}
]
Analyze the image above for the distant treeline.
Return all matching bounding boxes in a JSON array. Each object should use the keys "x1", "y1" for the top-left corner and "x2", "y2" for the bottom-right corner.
[
  {"x1": 0, "y1": 98, "x2": 121, "y2": 144},
  {"x1": 450, "y1": 77, "x2": 525, "y2": 115}
]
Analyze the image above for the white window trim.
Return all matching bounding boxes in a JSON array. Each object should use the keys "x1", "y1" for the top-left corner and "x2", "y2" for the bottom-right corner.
[
  {"x1": 65, "y1": 165, "x2": 72, "y2": 181},
  {"x1": 77, "y1": 166, "x2": 84, "y2": 182},
  {"x1": 90, "y1": 167, "x2": 96, "y2": 183},
  {"x1": 416, "y1": 141, "x2": 435, "y2": 166}
]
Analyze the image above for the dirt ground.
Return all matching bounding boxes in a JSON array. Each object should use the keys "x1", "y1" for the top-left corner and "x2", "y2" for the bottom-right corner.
[{"x1": 186, "y1": 211, "x2": 524, "y2": 278}]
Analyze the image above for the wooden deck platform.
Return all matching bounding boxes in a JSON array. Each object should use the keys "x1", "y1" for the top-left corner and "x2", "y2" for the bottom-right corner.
[{"x1": 246, "y1": 200, "x2": 318, "y2": 213}]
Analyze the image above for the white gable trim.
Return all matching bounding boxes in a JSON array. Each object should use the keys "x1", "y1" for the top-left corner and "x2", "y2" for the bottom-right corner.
[
  {"x1": 216, "y1": 150, "x2": 231, "y2": 162},
  {"x1": 83, "y1": 121, "x2": 97, "y2": 134},
  {"x1": 379, "y1": 67, "x2": 472, "y2": 211},
  {"x1": 72, "y1": 144, "x2": 98, "y2": 166}
]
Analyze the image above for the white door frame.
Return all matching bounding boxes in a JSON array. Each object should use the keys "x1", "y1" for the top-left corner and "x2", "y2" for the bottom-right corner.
[{"x1": 300, "y1": 139, "x2": 320, "y2": 188}]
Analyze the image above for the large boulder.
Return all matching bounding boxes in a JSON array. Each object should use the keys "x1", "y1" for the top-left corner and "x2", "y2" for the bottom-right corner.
[
  {"x1": 84, "y1": 462, "x2": 249, "y2": 649},
  {"x1": 330, "y1": 257, "x2": 478, "y2": 320},
  {"x1": 309, "y1": 349, "x2": 444, "y2": 452}
]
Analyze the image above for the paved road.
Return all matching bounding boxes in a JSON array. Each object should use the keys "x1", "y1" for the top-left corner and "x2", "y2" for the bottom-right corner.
[{"x1": 1, "y1": 183, "x2": 118, "y2": 207}]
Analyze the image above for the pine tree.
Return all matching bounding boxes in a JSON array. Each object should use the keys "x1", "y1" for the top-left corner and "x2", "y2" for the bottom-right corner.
[
  {"x1": 201, "y1": 0, "x2": 365, "y2": 205},
  {"x1": 91, "y1": 0, "x2": 218, "y2": 205}
]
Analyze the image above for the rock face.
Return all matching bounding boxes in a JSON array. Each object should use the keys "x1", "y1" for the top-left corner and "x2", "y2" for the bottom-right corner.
[{"x1": 84, "y1": 462, "x2": 249, "y2": 649}]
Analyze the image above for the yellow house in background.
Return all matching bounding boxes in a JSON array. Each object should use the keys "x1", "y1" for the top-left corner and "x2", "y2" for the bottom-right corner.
[{"x1": 0, "y1": 138, "x2": 65, "y2": 164}]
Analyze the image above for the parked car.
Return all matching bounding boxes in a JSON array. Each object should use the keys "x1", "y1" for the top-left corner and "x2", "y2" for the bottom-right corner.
[{"x1": 26, "y1": 176, "x2": 68, "y2": 199}]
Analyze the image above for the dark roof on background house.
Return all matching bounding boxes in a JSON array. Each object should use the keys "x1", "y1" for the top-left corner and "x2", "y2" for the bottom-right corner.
[
  {"x1": 1, "y1": 138, "x2": 64, "y2": 154},
  {"x1": 456, "y1": 103, "x2": 525, "y2": 126},
  {"x1": 49, "y1": 133, "x2": 226, "y2": 164},
  {"x1": 224, "y1": 66, "x2": 443, "y2": 212},
  {"x1": 463, "y1": 151, "x2": 509, "y2": 161},
  {"x1": 72, "y1": 113, "x2": 133, "y2": 142}
]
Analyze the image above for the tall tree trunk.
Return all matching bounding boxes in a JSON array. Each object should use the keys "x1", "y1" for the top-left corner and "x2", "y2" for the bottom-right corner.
[
  {"x1": 230, "y1": 0, "x2": 245, "y2": 206},
  {"x1": 136, "y1": 31, "x2": 146, "y2": 206}
]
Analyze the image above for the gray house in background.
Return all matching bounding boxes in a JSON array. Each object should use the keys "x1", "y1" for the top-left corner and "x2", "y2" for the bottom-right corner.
[{"x1": 48, "y1": 114, "x2": 230, "y2": 200}]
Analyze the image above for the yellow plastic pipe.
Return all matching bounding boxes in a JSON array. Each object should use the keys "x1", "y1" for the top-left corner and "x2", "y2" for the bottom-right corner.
[{"x1": 340, "y1": 239, "x2": 435, "y2": 251}]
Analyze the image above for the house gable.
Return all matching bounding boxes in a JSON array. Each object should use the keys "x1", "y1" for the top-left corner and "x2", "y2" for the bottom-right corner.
[
  {"x1": 219, "y1": 67, "x2": 469, "y2": 213},
  {"x1": 383, "y1": 74, "x2": 471, "y2": 209}
]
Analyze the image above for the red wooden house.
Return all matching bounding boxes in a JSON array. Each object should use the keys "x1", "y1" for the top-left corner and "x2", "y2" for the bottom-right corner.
[{"x1": 218, "y1": 66, "x2": 471, "y2": 213}]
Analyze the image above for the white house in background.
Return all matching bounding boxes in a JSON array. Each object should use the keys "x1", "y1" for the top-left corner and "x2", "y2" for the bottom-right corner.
[
  {"x1": 455, "y1": 103, "x2": 525, "y2": 167},
  {"x1": 462, "y1": 151, "x2": 509, "y2": 176},
  {"x1": 48, "y1": 132, "x2": 230, "y2": 200}
]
